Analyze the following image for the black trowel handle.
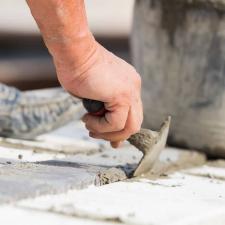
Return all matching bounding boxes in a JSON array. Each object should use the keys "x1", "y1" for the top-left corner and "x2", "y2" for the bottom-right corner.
[{"x1": 82, "y1": 99, "x2": 106, "y2": 116}]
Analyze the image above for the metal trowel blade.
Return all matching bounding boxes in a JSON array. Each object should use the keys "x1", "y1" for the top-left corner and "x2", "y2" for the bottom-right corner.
[{"x1": 128, "y1": 117, "x2": 171, "y2": 177}]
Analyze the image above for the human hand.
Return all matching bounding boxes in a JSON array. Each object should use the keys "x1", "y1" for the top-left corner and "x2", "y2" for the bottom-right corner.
[
  {"x1": 25, "y1": 0, "x2": 142, "y2": 147},
  {"x1": 57, "y1": 42, "x2": 143, "y2": 148}
]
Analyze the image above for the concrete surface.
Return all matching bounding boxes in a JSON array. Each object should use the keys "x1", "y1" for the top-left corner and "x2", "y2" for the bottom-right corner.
[
  {"x1": 17, "y1": 171, "x2": 225, "y2": 225},
  {"x1": 0, "y1": 113, "x2": 224, "y2": 224},
  {"x1": 0, "y1": 162, "x2": 99, "y2": 204},
  {"x1": 0, "y1": 205, "x2": 116, "y2": 225},
  {"x1": 0, "y1": 119, "x2": 206, "y2": 204}
]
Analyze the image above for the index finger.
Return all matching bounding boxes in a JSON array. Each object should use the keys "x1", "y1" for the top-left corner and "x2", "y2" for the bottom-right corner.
[{"x1": 82, "y1": 105, "x2": 129, "y2": 133}]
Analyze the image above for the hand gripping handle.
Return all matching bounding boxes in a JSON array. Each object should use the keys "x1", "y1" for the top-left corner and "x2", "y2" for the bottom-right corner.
[{"x1": 82, "y1": 99, "x2": 106, "y2": 116}]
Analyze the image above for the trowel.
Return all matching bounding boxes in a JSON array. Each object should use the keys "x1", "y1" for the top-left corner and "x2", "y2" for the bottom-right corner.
[{"x1": 82, "y1": 99, "x2": 171, "y2": 177}]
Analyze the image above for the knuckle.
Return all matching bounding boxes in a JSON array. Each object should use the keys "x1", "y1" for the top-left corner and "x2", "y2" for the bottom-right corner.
[
  {"x1": 85, "y1": 123, "x2": 98, "y2": 133},
  {"x1": 118, "y1": 130, "x2": 130, "y2": 141},
  {"x1": 118, "y1": 90, "x2": 132, "y2": 102},
  {"x1": 85, "y1": 125, "x2": 93, "y2": 132},
  {"x1": 109, "y1": 115, "x2": 126, "y2": 131},
  {"x1": 129, "y1": 124, "x2": 141, "y2": 135},
  {"x1": 112, "y1": 121, "x2": 125, "y2": 131}
]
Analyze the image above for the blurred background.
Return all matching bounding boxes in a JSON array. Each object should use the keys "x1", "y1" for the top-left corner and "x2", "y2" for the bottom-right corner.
[{"x1": 0, "y1": 0, "x2": 135, "y2": 90}]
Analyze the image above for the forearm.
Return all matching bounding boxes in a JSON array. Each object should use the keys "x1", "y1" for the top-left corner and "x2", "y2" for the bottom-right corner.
[
  {"x1": 26, "y1": 0, "x2": 143, "y2": 147},
  {"x1": 26, "y1": 0, "x2": 97, "y2": 73}
]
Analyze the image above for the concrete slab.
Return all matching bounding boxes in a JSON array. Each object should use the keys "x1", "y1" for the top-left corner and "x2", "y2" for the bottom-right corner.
[
  {"x1": 0, "y1": 115, "x2": 207, "y2": 207},
  {"x1": 0, "y1": 110, "x2": 222, "y2": 225},
  {"x1": 0, "y1": 145, "x2": 206, "y2": 204},
  {"x1": 0, "y1": 162, "x2": 104, "y2": 204},
  {"x1": 18, "y1": 170, "x2": 225, "y2": 225}
]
